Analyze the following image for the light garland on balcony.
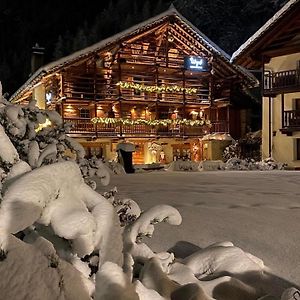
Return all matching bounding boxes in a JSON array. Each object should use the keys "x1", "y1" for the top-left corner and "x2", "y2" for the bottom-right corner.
[
  {"x1": 116, "y1": 81, "x2": 198, "y2": 95},
  {"x1": 91, "y1": 117, "x2": 211, "y2": 127}
]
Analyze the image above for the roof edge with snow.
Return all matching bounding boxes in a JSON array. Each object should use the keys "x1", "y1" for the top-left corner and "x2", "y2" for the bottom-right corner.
[
  {"x1": 10, "y1": 5, "x2": 255, "y2": 102},
  {"x1": 231, "y1": 0, "x2": 299, "y2": 63}
]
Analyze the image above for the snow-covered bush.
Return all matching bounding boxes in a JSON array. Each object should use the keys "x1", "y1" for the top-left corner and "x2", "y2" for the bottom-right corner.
[
  {"x1": 225, "y1": 157, "x2": 286, "y2": 171},
  {"x1": 256, "y1": 157, "x2": 287, "y2": 171},
  {"x1": 223, "y1": 131, "x2": 261, "y2": 162},
  {"x1": 223, "y1": 141, "x2": 239, "y2": 161},
  {"x1": 0, "y1": 88, "x2": 109, "y2": 189},
  {"x1": 105, "y1": 160, "x2": 126, "y2": 175},
  {"x1": 166, "y1": 159, "x2": 200, "y2": 171},
  {"x1": 102, "y1": 186, "x2": 141, "y2": 226},
  {"x1": 0, "y1": 83, "x2": 297, "y2": 299}
]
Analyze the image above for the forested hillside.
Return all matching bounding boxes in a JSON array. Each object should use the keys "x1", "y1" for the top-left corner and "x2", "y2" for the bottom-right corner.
[{"x1": 0, "y1": 0, "x2": 287, "y2": 95}]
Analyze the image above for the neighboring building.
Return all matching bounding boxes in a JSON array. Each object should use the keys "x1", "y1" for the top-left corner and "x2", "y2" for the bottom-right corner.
[
  {"x1": 10, "y1": 6, "x2": 257, "y2": 164},
  {"x1": 232, "y1": 0, "x2": 300, "y2": 167}
]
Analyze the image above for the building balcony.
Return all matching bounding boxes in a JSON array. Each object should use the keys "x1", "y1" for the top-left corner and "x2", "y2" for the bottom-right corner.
[
  {"x1": 263, "y1": 69, "x2": 300, "y2": 96},
  {"x1": 63, "y1": 117, "x2": 228, "y2": 138},
  {"x1": 281, "y1": 110, "x2": 300, "y2": 135}
]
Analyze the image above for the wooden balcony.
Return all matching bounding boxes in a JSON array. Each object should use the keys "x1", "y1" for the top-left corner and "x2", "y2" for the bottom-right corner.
[
  {"x1": 64, "y1": 117, "x2": 228, "y2": 138},
  {"x1": 281, "y1": 110, "x2": 300, "y2": 135},
  {"x1": 264, "y1": 69, "x2": 300, "y2": 96},
  {"x1": 63, "y1": 75, "x2": 210, "y2": 103}
]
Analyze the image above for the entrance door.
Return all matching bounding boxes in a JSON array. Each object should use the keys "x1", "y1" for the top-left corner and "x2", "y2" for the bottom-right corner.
[{"x1": 132, "y1": 141, "x2": 145, "y2": 164}]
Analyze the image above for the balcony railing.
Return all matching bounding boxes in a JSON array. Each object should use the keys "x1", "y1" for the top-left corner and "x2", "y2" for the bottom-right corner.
[
  {"x1": 64, "y1": 117, "x2": 228, "y2": 137},
  {"x1": 281, "y1": 110, "x2": 300, "y2": 135},
  {"x1": 264, "y1": 69, "x2": 300, "y2": 95},
  {"x1": 283, "y1": 110, "x2": 300, "y2": 127}
]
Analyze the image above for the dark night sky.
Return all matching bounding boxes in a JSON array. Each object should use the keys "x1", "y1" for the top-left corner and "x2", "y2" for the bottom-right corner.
[{"x1": 0, "y1": 0, "x2": 287, "y2": 95}]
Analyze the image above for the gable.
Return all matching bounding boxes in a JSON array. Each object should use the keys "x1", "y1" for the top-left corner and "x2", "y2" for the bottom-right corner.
[
  {"x1": 232, "y1": 0, "x2": 300, "y2": 68},
  {"x1": 10, "y1": 6, "x2": 256, "y2": 102}
]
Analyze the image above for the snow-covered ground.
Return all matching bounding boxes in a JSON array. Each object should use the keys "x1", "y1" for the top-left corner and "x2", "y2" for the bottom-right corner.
[{"x1": 100, "y1": 170, "x2": 300, "y2": 294}]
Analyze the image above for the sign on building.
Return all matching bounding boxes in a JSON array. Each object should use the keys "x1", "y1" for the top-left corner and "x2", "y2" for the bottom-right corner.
[{"x1": 184, "y1": 56, "x2": 211, "y2": 72}]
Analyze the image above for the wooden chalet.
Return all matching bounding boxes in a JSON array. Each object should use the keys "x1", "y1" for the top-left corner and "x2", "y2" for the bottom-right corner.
[
  {"x1": 232, "y1": 0, "x2": 300, "y2": 167},
  {"x1": 10, "y1": 6, "x2": 257, "y2": 164}
]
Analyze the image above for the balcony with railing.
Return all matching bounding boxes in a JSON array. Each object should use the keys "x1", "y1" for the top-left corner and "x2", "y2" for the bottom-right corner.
[
  {"x1": 264, "y1": 69, "x2": 300, "y2": 95},
  {"x1": 281, "y1": 110, "x2": 300, "y2": 135},
  {"x1": 63, "y1": 117, "x2": 228, "y2": 138}
]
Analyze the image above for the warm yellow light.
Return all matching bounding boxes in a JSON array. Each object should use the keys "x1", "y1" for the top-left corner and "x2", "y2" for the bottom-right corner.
[
  {"x1": 112, "y1": 105, "x2": 117, "y2": 112},
  {"x1": 168, "y1": 36, "x2": 174, "y2": 42},
  {"x1": 35, "y1": 118, "x2": 52, "y2": 132}
]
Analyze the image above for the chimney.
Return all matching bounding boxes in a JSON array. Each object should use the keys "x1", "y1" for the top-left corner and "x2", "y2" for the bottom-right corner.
[{"x1": 31, "y1": 43, "x2": 45, "y2": 74}]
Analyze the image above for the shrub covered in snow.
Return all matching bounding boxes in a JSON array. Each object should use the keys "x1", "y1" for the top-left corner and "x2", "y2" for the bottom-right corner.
[
  {"x1": 0, "y1": 83, "x2": 297, "y2": 299},
  {"x1": 105, "y1": 160, "x2": 126, "y2": 175},
  {"x1": 166, "y1": 159, "x2": 200, "y2": 172},
  {"x1": 256, "y1": 157, "x2": 287, "y2": 171},
  {"x1": 0, "y1": 90, "x2": 109, "y2": 188},
  {"x1": 225, "y1": 157, "x2": 286, "y2": 171},
  {"x1": 223, "y1": 131, "x2": 262, "y2": 162}
]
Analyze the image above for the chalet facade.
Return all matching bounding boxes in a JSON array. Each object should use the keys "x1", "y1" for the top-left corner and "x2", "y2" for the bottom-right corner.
[
  {"x1": 232, "y1": 0, "x2": 300, "y2": 168},
  {"x1": 11, "y1": 6, "x2": 257, "y2": 164}
]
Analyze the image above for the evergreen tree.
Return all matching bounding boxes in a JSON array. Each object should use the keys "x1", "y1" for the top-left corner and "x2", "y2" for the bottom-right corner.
[
  {"x1": 153, "y1": 0, "x2": 165, "y2": 15},
  {"x1": 0, "y1": 0, "x2": 291, "y2": 95},
  {"x1": 72, "y1": 28, "x2": 88, "y2": 52},
  {"x1": 53, "y1": 35, "x2": 64, "y2": 59},
  {"x1": 142, "y1": 0, "x2": 151, "y2": 21},
  {"x1": 63, "y1": 30, "x2": 74, "y2": 56},
  {"x1": 122, "y1": 13, "x2": 134, "y2": 31}
]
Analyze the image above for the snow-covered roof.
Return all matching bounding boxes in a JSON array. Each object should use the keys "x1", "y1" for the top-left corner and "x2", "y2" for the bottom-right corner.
[
  {"x1": 10, "y1": 5, "x2": 256, "y2": 102},
  {"x1": 231, "y1": 0, "x2": 299, "y2": 63}
]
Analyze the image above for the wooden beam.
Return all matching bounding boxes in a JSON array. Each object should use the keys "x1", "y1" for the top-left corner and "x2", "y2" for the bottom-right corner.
[
  {"x1": 125, "y1": 23, "x2": 166, "y2": 45},
  {"x1": 155, "y1": 24, "x2": 168, "y2": 57},
  {"x1": 262, "y1": 44, "x2": 300, "y2": 57}
]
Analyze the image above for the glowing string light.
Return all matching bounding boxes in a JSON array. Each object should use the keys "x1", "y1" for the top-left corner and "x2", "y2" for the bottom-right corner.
[
  {"x1": 91, "y1": 117, "x2": 211, "y2": 127},
  {"x1": 116, "y1": 81, "x2": 198, "y2": 95}
]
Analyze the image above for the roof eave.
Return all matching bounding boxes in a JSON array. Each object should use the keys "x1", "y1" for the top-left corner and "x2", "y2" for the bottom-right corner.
[{"x1": 231, "y1": 0, "x2": 300, "y2": 64}]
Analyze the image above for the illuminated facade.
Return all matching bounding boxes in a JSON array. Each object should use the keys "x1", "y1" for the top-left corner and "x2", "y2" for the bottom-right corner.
[
  {"x1": 232, "y1": 0, "x2": 300, "y2": 167},
  {"x1": 11, "y1": 6, "x2": 256, "y2": 164}
]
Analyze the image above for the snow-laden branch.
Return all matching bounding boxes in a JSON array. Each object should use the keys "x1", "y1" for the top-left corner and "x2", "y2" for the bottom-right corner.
[
  {"x1": 0, "y1": 124, "x2": 19, "y2": 164},
  {"x1": 0, "y1": 161, "x2": 122, "y2": 259},
  {"x1": 182, "y1": 243, "x2": 264, "y2": 279},
  {"x1": 123, "y1": 205, "x2": 181, "y2": 278},
  {"x1": 125, "y1": 204, "x2": 182, "y2": 244},
  {"x1": 95, "y1": 262, "x2": 139, "y2": 300}
]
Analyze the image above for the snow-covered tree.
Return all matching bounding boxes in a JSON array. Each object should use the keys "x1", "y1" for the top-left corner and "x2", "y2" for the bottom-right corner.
[{"x1": 0, "y1": 89, "x2": 110, "y2": 189}]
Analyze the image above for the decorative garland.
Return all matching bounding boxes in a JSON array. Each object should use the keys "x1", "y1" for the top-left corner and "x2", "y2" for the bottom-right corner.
[
  {"x1": 116, "y1": 81, "x2": 198, "y2": 95},
  {"x1": 91, "y1": 117, "x2": 211, "y2": 127}
]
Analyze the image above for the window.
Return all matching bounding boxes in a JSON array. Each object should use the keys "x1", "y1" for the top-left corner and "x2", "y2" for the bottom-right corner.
[{"x1": 79, "y1": 108, "x2": 91, "y2": 119}]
